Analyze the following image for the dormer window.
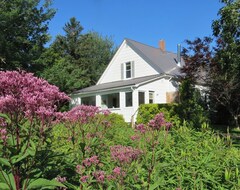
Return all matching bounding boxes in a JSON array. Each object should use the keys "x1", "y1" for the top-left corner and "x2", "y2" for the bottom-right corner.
[
  {"x1": 121, "y1": 61, "x2": 135, "y2": 80},
  {"x1": 126, "y1": 62, "x2": 131, "y2": 78}
]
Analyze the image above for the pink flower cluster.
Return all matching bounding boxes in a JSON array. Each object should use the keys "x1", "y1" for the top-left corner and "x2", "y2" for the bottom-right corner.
[
  {"x1": 110, "y1": 145, "x2": 143, "y2": 164},
  {"x1": 92, "y1": 170, "x2": 105, "y2": 183},
  {"x1": 55, "y1": 176, "x2": 67, "y2": 183},
  {"x1": 80, "y1": 175, "x2": 89, "y2": 183},
  {"x1": 76, "y1": 164, "x2": 85, "y2": 175},
  {"x1": 135, "y1": 123, "x2": 147, "y2": 134},
  {"x1": 106, "y1": 167, "x2": 126, "y2": 181},
  {"x1": 148, "y1": 113, "x2": 172, "y2": 130},
  {"x1": 0, "y1": 117, "x2": 8, "y2": 142},
  {"x1": 130, "y1": 135, "x2": 140, "y2": 141},
  {"x1": 62, "y1": 105, "x2": 99, "y2": 124},
  {"x1": 0, "y1": 71, "x2": 70, "y2": 123},
  {"x1": 76, "y1": 155, "x2": 100, "y2": 183},
  {"x1": 0, "y1": 128, "x2": 7, "y2": 141},
  {"x1": 113, "y1": 166, "x2": 126, "y2": 177},
  {"x1": 82, "y1": 155, "x2": 99, "y2": 167}
]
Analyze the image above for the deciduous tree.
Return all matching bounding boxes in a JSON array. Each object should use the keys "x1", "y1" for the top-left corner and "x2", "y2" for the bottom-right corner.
[{"x1": 181, "y1": 0, "x2": 240, "y2": 128}]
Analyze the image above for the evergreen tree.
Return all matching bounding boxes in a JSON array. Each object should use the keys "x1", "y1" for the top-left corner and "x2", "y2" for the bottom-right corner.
[
  {"x1": 40, "y1": 17, "x2": 115, "y2": 93},
  {"x1": 0, "y1": 0, "x2": 55, "y2": 71}
]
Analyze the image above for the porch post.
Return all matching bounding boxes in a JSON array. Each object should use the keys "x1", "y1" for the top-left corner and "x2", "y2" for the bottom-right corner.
[
  {"x1": 120, "y1": 91, "x2": 125, "y2": 108},
  {"x1": 96, "y1": 95, "x2": 101, "y2": 107}
]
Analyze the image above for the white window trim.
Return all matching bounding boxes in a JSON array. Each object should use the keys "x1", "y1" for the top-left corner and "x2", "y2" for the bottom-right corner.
[
  {"x1": 149, "y1": 91, "x2": 155, "y2": 104},
  {"x1": 122, "y1": 61, "x2": 135, "y2": 80}
]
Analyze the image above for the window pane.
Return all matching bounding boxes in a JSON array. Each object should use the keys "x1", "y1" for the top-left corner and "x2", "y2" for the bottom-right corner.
[
  {"x1": 125, "y1": 92, "x2": 132, "y2": 107},
  {"x1": 126, "y1": 70, "x2": 131, "y2": 78},
  {"x1": 125, "y1": 62, "x2": 131, "y2": 78},
  {"x1": 149, "y1": 91, "x2": 154, "y2": 104},
  {"x1": 101, "y1": 93, "x2": 119, "y2": 108},
  {"x1": 138, "y1": 92, "x2": 145, "y2": 105},
  {"x1": 82, "y1": 96, "x2": 96, "y2": 106},
  {"x1": 126, "y1": 62, "x2": 131, "y2": 69}
]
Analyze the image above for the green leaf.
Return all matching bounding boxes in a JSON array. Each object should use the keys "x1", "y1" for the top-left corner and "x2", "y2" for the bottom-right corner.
[
  {"x1": 107, "y1": 185, "x2": 115, "y2": 190},
  {"x1": 0, "y1": 114, "x2": 11, "y2": 124},
  {"x1": 149, "y1": 176, "x2": 165, "y2": 190},
  {"x1": 27, "y1": 148, "x2": 36, "y2": 157},
  {"x1": 30, "y1": 140, "x2": 36, "y2": 151},
  {"x1": 27, "y1": 178, "x2": 66, "y2": 189},
  {"x1": 64, "y1": 182, "x2": 79, "y2": 190},
  {"x1": 0, "y1": 172, "x2": 16, "y2": 190},
  {"x1": 8, "y1": 173, "x2": 16, "y2": 190},
  {"x1": 0, "y1": 158, "x2": 11, "y2": 167},
  {"x1": 11, "y1": 152, "x2": 30, "y2": 164},
  {"x1": 79, "y1": 142, "x2": 86, "y2": 155},
  {"x1": 0, "y1": 182, "x2": 9, "y2": 190},
  {"x1": 0, "y1": 170, "x2": 8, "y2": 183}
]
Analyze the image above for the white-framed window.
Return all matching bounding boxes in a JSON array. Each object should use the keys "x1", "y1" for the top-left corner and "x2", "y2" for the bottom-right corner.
[
  {"x1": 101, "y1": 93, "x2": 120, "y2": 108},
  {"x1": 125, "y1": 62, "x2": 131, "y2": 78},
  {"x1": 125, "y1": 92, "x2": 133, "y2": 107},
  {"x1": 149, "y1": 91, "x2": 154, "y2": 104},
  {"x1": 121, "y1": 61, "x2": 135, "y2": 80}
]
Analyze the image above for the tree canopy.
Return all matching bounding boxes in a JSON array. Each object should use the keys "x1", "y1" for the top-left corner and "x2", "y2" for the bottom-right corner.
[
  {"x1": 181, "y1": 0, "x2": 240, "y2": 128},
  {"x1": 39, "y1": 17, "x2": 115, "y2": 93},
  {"x1": 0, "y1": 0, "x2": 55, "y2": 71}
]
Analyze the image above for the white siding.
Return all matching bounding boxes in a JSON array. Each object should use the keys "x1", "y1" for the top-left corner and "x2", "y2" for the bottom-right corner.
[
  {"x1": 71, "y1": 78, "x2": 179, "y2": 123},
  {"x1": 98, "y1": 41, "x2": 158, "y2": 84},
  {"x1": 137, "y1": 78, "x2": 178, "y2": 104}
]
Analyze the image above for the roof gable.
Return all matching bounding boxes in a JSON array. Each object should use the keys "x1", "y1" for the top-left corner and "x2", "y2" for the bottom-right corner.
[
  {"x1": 125, "y1": 39, "x2": 182, "y2": 75},
  {"x1": 97, "y1": 38, "x2": 183, "y2": 85},
  {"x1": 97, "y1": 39, "x2": 159, "y2": 84}
]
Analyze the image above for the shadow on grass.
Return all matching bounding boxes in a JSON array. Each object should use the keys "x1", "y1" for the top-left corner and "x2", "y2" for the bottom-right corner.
[{"x1": 211, "y1": 124, "x2": 240, "y2": 147}]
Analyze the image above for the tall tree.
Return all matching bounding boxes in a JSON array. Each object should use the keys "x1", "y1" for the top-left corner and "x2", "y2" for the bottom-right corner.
[
  {"x1": 0, "y1": 0, "x2": 55, "y2": 71},
  {"x1": 210, "y1": 0, "x2": 240, "y2": 128},
  {"x1": 40, "y1": 17, "x2": 115, "y2": 93},
  {"x1": 181, "y1": 0, "x2": 240, "y2": 128}
]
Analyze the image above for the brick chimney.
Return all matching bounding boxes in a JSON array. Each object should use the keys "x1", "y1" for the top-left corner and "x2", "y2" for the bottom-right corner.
[{"x1": 159, "y1": 40, "x2": 165, "y2": 52}]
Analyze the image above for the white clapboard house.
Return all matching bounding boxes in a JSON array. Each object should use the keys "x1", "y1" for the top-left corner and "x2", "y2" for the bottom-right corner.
[{"x1": 71, "y1": 39, "x2": 183, "y2": 122}]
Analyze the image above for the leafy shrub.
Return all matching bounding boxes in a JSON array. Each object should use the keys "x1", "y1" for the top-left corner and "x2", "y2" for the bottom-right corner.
[
  {"x1": 104, "y1": 113, "x2": 134, "y2": 146},
  {"x1": 178, "y1": 79, "x2": 209, "y2": 128},
  {"x1": 136, "y1": 103, "x2": 181, "y2": 126},
  {"x1": 60, "y1": 110, "x2": 240, "y2": 190}
]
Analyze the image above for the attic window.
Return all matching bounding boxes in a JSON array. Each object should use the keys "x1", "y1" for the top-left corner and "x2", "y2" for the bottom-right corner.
[
  {"x1": 126, "y1": 62, "x2": 131, "y2": 78},
  {"x1": 121, "y1": 61, "x2": 135, "y2": 80}
]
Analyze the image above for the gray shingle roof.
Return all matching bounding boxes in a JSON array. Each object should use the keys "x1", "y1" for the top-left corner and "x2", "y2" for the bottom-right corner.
[
  {"x1": 125, "y1": 38, "x2": 183, "y2": 75},
  {"x1": 73, "y1": 74, "x2": 166, "y2": 94}
]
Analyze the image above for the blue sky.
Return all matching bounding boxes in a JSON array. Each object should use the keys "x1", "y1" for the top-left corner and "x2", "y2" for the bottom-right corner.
[{"x1": 48, "y1": 0, "x2": 223, "y2": 52}]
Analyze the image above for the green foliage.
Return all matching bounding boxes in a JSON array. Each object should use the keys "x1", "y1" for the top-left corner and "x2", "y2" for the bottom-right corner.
[
  {"x1": 181, "y1": 1, "x2": 240, "y2": 128},
  {"x1": 150, "y1": 125, "x2": 240, "y2": 189},
  {"x1": 0, "y1": 0, "x2": 55, "y2": 71},
  {"x1": 40, "y1": 17, "x2": 115, "y2": 93},
  {"x1": 0, "y1": 115, "x2": 66, "y2": 190},
  {"x1": 178, "y1": 79, "x2": 208, "y2": 128},
  {"x1": 104, "y1": 113, "x2": 134, "y2": 146},
  {"x1": 51, "y1": 116, "x2": 240, "y2": 189},
  {"x1": 136, "y1": 103, "x2": 181, "y2": 126},
  {"x1": 210, "y1": 0, "x2": 240, "y2": 128}
]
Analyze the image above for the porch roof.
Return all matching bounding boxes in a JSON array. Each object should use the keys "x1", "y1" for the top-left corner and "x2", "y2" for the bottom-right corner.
[{"x1": 73, "y1": 74, "x2": 168, "y2": 94}]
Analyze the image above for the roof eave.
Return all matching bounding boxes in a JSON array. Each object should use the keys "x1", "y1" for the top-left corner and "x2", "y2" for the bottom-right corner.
[{"x1": 71, "y1": 85, "x2": 134, "y2": 96}]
